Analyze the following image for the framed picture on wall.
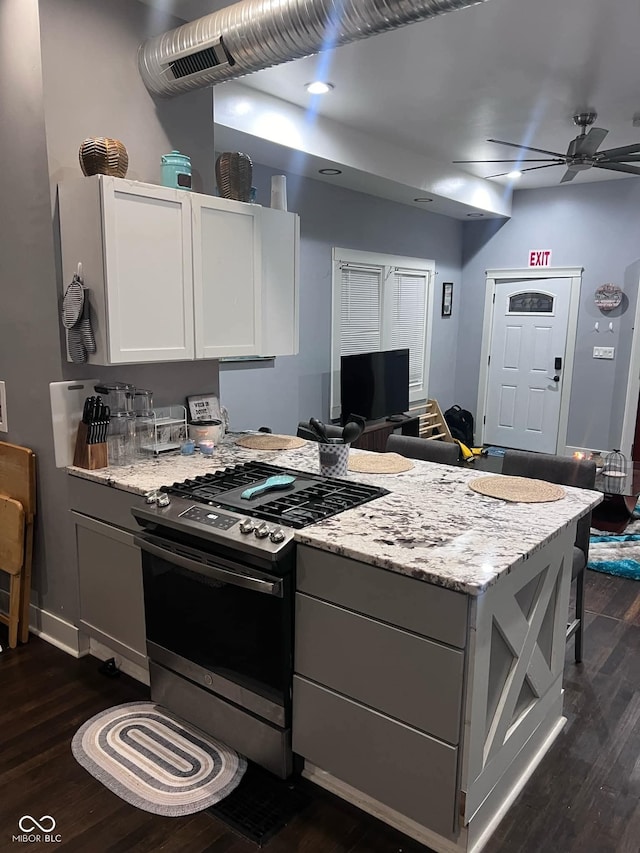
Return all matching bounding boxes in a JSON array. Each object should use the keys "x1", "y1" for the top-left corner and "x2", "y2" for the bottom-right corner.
[{"x1": 442, "y1": 282, "x2": 453, "y2": 317}]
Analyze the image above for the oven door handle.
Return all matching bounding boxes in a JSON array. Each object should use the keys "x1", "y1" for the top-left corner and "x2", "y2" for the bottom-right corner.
[{"x1": 134, "y1": 535, "x2": 283, "y2": 597}]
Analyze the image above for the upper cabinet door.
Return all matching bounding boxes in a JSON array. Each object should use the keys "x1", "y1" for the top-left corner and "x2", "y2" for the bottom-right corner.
[
  {"x1": 192, "y1": 195, "x2": 262, "y2": 359},
  {"x1": 100, "y1": 178, "x2": 194, "y2": 363}
]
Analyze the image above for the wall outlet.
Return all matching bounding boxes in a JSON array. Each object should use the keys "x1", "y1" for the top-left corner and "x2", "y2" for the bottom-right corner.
[{"x1": 593, "y1": 346, "x2": 615, "y2": 360}]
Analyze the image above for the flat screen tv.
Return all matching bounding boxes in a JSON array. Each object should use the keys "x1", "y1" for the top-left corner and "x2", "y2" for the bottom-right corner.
[{"x1": 340, "y1": 348, "x2": 410, "y2": 424}]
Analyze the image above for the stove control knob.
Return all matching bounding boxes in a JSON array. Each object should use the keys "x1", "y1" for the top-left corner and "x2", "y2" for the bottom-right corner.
[
  {"x1": 254, "y1": 522, "x2": 271, "y2": 539},
  {"x1": 156, "y1": 494, "x2": 171, "y2": 508},
  {"x1": 145, "y1": 491, "x2": 159, "y2": 505},
  {"x1": 239, "y1": 518, "x2": 256, "y2": 534},
  {"x1": 270, "y1": 528, "x2": 286, "y2": 543}
]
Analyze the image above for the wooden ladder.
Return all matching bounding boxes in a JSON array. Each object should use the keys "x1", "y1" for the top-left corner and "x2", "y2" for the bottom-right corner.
[{"x1": 409, "y1": 400, "x2": 455, "y2": 442}]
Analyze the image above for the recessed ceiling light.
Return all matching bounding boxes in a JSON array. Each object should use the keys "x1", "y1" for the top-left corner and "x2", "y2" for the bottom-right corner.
[
  {"x1": 413, "y1": 197, "x2": 433, "y2": 203},
  {"x1": 319, "y1": 168, "x2": 342, "y2": 175},
  {"x1": 306, "y1": 81, "x2": 334, "y2": 95},
  {"x1": 467, "y1": 213, "x2": 484, "y2": 218},
  {"x1": 506, "y1": 170, "x2": 523, "y2": 179}
]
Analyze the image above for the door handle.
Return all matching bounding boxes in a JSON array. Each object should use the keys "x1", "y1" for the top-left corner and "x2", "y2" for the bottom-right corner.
[{"x1": 553, "y1": 375, "x2": 560, "y2": 382}]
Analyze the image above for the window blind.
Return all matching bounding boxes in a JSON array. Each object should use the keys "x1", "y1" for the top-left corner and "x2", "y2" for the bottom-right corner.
[
  {"x1": 339, "y1": 263, "x2": 383, "y2": 356},
  {"x1": 389, "y1": 268, "x2": 428, "y2": 387}
]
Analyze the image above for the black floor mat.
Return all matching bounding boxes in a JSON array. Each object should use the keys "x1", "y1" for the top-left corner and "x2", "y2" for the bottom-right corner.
[{"x1": 207, "y1": 763, "x2": 311, "y2": 846}]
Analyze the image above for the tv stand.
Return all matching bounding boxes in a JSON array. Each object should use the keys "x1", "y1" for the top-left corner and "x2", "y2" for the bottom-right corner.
[{"x1": 350, "y1": 415, "x2": 420, "y2": 453}]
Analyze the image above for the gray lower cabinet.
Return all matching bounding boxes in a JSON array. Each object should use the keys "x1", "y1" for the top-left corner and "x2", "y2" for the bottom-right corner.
[
  {"x1": 295, "y1": 593, "x2": 464, "y2": 744},
  {"x1": 293, "y1": 545, "x2": 469, "y2": 840},
  {"x1": 72, "y1": 511, "x2": 147, "y2": 666},
  {"x1": 293, "y1": 676, "x2": 459, "y2": 839}
]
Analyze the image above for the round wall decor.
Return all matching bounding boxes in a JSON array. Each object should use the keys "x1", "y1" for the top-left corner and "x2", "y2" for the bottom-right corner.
[{"x1": 594, "y1": 283, "x2": 622, "y2": 311}]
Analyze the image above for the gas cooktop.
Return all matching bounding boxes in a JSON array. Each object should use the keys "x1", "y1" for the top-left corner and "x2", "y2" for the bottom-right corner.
[{"x1": 160, "y1": 461, "x2": 388, "y2": 529}]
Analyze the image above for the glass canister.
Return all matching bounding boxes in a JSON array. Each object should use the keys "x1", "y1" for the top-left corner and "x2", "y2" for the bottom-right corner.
[
  {"x1": 107, "y1": 412, "x2": 136, "y2": 466},
  {"x1": 161, "y1": 150, "x2": 192, "y2": 190},
  {"x1": 94, "y1": 382, "x2": 134, "y2": 415},
  {"x1": 133, "y1": 389, "x2": 155, "y2": 458}
]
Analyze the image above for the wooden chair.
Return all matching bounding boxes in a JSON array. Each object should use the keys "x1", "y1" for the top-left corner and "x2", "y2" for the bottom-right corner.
[
  {"x1": 501, "y1": 449, "x2": 596, "y2": 663},
  {"x1": 386, "y1": 433, "x2": 461, "y2": 465},
  {"x1": 0, "y1": 441, "x2": 36, "y2": 647}
]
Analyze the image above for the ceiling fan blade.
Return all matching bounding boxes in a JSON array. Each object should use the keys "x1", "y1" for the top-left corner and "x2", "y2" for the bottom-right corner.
[
  {"x1": 485, "y1": 163, "x2": 560, "y2": 179},
  {"x1": 596, "y1": 143, "x2": 640, "y2": 160},
  {"x1": 487, "y1": 138, "x2": 566, "y2": 158},
  {"x1": 595, "y1": 162, "x2": 640, "y2": 176},
  {"x1": 601, "y1": 153, "x2": 640, "y2": 163},
  {"x1": 452, "y1": 158, "x2": 562, "y2": 164},
  {"x1": 573, "y1": 127, "x2": 608, "y2": 156},
  {"x1": 560, "y1": 168, "x2": 580, "y2": 183}
]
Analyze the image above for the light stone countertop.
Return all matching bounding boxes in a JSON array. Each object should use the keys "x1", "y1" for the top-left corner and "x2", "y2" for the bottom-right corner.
[{"x1": 67, "y1": 436, "x2": 602, "y2": 595}]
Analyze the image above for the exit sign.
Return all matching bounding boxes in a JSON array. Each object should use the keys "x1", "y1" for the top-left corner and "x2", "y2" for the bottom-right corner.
[{"x1": 528, "y1": 249, "x2": 552, "y2": 267}]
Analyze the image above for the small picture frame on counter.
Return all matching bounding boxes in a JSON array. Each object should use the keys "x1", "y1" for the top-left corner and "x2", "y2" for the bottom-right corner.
[
  {"x1": 187, "y1": 393, "x2": 221, "y2": 423},
  {"x1": 441, "y1": 281, "x2": 453, "y2": 317}
]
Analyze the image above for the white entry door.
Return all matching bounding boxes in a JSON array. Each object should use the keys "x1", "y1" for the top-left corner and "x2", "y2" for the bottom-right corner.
[{"x1": 484, "y1": 280, "x2": 571, "y2": 453}]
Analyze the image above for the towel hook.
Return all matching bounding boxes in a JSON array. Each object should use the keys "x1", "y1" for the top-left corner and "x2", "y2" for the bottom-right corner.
[{"x1": 76, "y1": 262, "x2": 83, "y2": 281}]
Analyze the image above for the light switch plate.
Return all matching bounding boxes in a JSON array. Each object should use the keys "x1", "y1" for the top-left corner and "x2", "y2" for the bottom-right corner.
[{"x1": 593, "y1": 346, "x2": 615, "y2": 359}]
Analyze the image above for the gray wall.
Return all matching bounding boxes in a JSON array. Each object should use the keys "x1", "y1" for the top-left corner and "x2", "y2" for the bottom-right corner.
[
  {"x1": 0, "y1": 0, "x2": 70, "y2": 617},
  {"x1": 0, "y1": 0, "x2": 221, "y2": 626},
  {"x1": 39, "y1": 0, "x2": 221, "y2": 401},
  {"x1": 459, "y1": 179, "x2": 640, "y2": 450},
  {"x1": 219, "y1": 164, "x2": 463, "y2": 434}
]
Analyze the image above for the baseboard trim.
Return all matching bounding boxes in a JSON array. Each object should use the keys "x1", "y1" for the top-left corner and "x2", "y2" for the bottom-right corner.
[{"x1": 0, "y1": 590, "x2": 87, "y2": 657}]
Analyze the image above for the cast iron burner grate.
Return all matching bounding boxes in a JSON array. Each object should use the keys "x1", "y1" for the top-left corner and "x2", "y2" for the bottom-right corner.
[
  {"x1": 207, "y1": 763, "x2": 311, "y2": 846},
  {"x1": 161, "y1": 461, "x2": 388, "y2": 529}
]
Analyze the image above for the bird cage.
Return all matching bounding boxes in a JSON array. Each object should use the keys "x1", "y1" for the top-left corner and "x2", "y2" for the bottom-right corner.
[
  {"x1": 601, "y1": 450, "x2": 627, "y2": 495},
  {"x1": 602, "y1": 449, "x2": 626, "y2": 477}
]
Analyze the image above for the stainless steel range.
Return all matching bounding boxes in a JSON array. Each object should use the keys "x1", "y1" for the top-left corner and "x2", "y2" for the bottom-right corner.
[{"x1": 132, "y1": 461, "x2": 387, "y2": 778}]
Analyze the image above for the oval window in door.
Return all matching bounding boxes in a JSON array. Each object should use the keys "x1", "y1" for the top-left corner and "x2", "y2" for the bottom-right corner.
[{"x1": 508, "y1": 292, "x2": 554, "y2": 313}]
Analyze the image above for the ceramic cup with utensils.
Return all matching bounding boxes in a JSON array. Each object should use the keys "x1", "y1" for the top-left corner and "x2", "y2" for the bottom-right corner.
[{"x1": 318, "y1": 441, "x2": 350, "y2": 478}]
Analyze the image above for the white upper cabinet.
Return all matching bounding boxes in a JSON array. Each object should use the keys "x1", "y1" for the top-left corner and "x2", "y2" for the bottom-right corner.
[
  {"x1": 192, "y1": 194, "x2": 262, "y2": 359},
  {"x1": 101, "y1": 180, "x2": 194, "y2": 363},
  {"x1": 58, "y1": 176, "x2": 299, "y2": 365}
]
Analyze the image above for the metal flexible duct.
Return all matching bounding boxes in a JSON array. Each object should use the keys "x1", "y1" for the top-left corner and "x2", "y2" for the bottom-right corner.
[{"x1": 139, "y1": 0, "x2": 489, "y2": 97}]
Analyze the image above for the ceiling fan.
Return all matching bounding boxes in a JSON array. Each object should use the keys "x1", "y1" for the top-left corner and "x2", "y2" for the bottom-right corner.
[{"x1": 454, "y1": 111, "x2": 640, "y2": 182}]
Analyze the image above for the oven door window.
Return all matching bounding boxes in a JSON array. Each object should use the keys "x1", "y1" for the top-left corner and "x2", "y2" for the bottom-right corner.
[{"x1": 142, "y1": 550, "x2": 290, "y2": 705}]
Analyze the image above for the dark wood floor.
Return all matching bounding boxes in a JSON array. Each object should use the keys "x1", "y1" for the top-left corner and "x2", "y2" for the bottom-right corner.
[{"x1": 1, "y1": 570, "x2": 639, "y2": 853}]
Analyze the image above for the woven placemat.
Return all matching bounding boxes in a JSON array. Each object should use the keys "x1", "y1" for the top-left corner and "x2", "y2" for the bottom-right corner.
[
  {"x1": 348, "y1": 453, "x2": 414, "y2": 474},
  {"x1": 235, "y1": 434, "x2": 306, "y2": 451},
  {"x1": 469, "y1": 475, "x2": 565, "y2": 503}
]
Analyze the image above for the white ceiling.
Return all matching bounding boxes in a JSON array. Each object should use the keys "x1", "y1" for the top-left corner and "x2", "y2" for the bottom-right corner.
[{"x1": 139, "y1": 0, "x2": 640, "y2": 213}]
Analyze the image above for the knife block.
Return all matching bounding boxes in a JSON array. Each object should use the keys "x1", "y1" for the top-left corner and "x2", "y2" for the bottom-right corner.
[{"x1": 73, "y1": 422, "x2": 108, "y2": 470}]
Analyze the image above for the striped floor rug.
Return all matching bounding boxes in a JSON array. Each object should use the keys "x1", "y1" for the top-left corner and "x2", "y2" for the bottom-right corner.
[
  {"x1": 589, "y1": 513, "x2": 640, "y2": 580},
  {"x1": 72, "y1": 702, "x2": 246, "y2": 816}
]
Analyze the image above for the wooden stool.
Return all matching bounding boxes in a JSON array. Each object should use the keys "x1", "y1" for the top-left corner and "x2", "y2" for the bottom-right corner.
[
  {"x1": 0, "y1": 441, "x2": 36, "y2": 645},
  {"x1": 0, "y1": 495, "x2": 25, "y2": 648}
]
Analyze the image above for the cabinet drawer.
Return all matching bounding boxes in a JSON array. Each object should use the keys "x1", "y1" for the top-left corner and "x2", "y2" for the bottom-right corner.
[
  {"x1": 295, "y1": 594, "x2": 463, "y2": 743},
  {"x1": 293, "y1": 676, "x2": 458, "y2": 839},
  {"x1": 296, "y1": 545, "x2": 468, "y2": 648}
]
